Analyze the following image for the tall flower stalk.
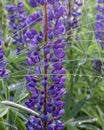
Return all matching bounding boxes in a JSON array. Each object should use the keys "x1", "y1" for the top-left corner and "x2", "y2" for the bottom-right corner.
[
  {"x1": 95, "y1": 0, "x2": 104, "y2": 49},
  {"x1": 0, "y1": 40, "x2": 8, "y2": 77},
  {"x1": 66, "y1": 0, "x2": 82, "y2": 35},
  {"x1": 92, "y1": 0, "x2": 104, "y2": 74},
  {"x1": 65, "y1": 0, "x2": 82, "y2": 98},
  {"x1": 43, "y1": 2, "x2": 48, "y2": 129},
  {"x1": 25, "y1": 0, "x2": 66, "y2": 130}
]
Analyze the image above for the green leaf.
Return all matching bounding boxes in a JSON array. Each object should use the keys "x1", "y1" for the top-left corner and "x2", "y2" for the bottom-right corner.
[
  {"x1": 80, "y1": 68, "x2": 91, "y2": 87},
  {"x1": 12, "y1": 56, "x2": 26, "y2": 63},
  {"x1": 0, "y1": 118, "x2": 6, "y2": 130},
  {"x1": 14, "y1": 92, "x2": 29, "y2": 103},
  {"x1": 14, "y1": 115, "x2": 26, "y2": 130},
  {"x1": 0, "y1": 105, "x2": 8, "y2": 118},
  {"x1": 0, "y1": 121, "x2": 17, "y2": 130},
  {"x1": 8, "y1": 110, "x2": 26, "y2": 130},
  {"x1": 1, "y1": 80, "x2": 10, "y2": 100},
  {"x1": 78, "y1": 56, "x2": 87, "y2": 66},
  {"x1": 77, "y1": 124, "x2": 98, "y2": 130},
  {"x1": 69, "y1": 98, "x2": 87, "y2": 118},
  {"x1": 13, "y1": 84, "x2": 28, "y2": 102},
  {"x1": 72, "y1": 46, "x2": 84, "y2": 54},
  {"x1": 9, "y1": 82, "x2": 24, "y2": 91},
  {"x1": 87, "y1": 44, "x2": 96, "y2": 54},
  {"x1": 96, "y1": 106, "x2": 104, "y2": 126},
  {"x1": 66, "y1": 124, "x2": 79, "y2": 130},
  {"x1": 63, "y1": 92, "x2": 73, "y2": 121}
]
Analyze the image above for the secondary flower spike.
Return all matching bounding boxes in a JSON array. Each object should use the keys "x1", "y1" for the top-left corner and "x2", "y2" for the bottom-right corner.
[
  {"x1": 0, "y1": 40, "x2": 8, "y2": 77},
  {"x1": 92, "y1": 0, "x2": 104, "y2": 74},
  {"x1": 6, "y1": 2, "x2": 27, "y2": 45},
  {"x1": 65, "y1": 0, "x2": 82, "y2": 31},
  {"x1": 95, "y1": 0, "x2": 104, "y2": 48},
  {"x1": 25, "y1": 0, "x2": 66, "y2": 130}
]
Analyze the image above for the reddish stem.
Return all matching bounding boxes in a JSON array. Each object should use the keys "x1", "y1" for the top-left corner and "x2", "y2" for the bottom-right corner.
[{"x1": 43, "y1": 2, "x2": 48, "y2": 130}]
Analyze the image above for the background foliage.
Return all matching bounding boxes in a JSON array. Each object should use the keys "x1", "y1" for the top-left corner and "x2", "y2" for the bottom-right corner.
[{"x1": 0, "y1": 0, "x2": 104, "y2": 130}]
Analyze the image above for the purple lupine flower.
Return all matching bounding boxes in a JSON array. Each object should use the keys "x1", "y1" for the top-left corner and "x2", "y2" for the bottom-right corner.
[
  {"x1": 0, "y1": 40, "x2": 8, "y2": 77},
  {"x1": 95, "y1": 0, "x2": 104, "y2": 48},
  {"x1": 92, "y1": 0, "x2": 104, "y2": 74},
  {"x1": 24, "y1": 10, "x2": 43, "y2": 65},
  {"x1": 0, "y1": 26, "x2": 3, "y2": 39},
  {"x1": 65, "y1": 0, "x2": 82, "y2": 31},
  {"x1": 25, "y1": 1, "x2": 66, "y2": 130},
  {"x1": 97, "y1": 0, "x2": 104, "y2": 3},
  {"x1": 6, "y1": 2, "x2": 27, "y2": 46},
  {"x1": 91, "y1": 59, "x2": 103, "y2": 72}
]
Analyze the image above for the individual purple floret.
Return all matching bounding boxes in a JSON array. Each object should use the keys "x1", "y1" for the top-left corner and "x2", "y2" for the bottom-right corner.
[
  {"x1": 26, "y1": 10, "x2": 43, "y2": 27},
  {"x1": 0, "y1": 40, "x2": 8, "y2": 77},
  {"x1": 25, "y1": 1, "x2": 66, "y2": 130}
]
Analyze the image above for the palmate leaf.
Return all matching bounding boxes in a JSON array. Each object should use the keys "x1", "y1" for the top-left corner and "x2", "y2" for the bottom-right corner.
[
  {"x1": 13, "y1": 82, "x2": 28, "y2": 103},
  {"x1": 64, "y1": 97, "x2": 88, "y2": 129},
  {"x1": 14, "y1": 92, "x2": 29, "y2": 103},
  {"x1": 8, "y1": 110, "x2": 25, "y2": 130},
  {"x1": 82, "y1": 106, "x2": 104, "y2": 129},
  {"x1": 69, "y1": 97, "x2": 87, "y2": 118},
  {"x1": 65, "y1": 116, "x2": 98, "y2": 130}
]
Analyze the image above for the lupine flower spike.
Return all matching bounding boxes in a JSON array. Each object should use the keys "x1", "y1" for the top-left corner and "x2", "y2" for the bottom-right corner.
[
  {"x1": 95, "y1": 0, "x2": 104, "y2": 48},
  {"x1": 6, "y1": 2, "x2": 27, "y2": 46},
  {"x1": 25, "y1": 0, "x2": 66, "y2": 130},
  {"x1": 0, "y1": 40, "x2": 8, "y2": 77},
  {"x1": 92, "y1": 0, "x2": 104, "y2": 73},
  {"x1": 66, "y1": 0, "x2": 82, "y2": 31}
]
